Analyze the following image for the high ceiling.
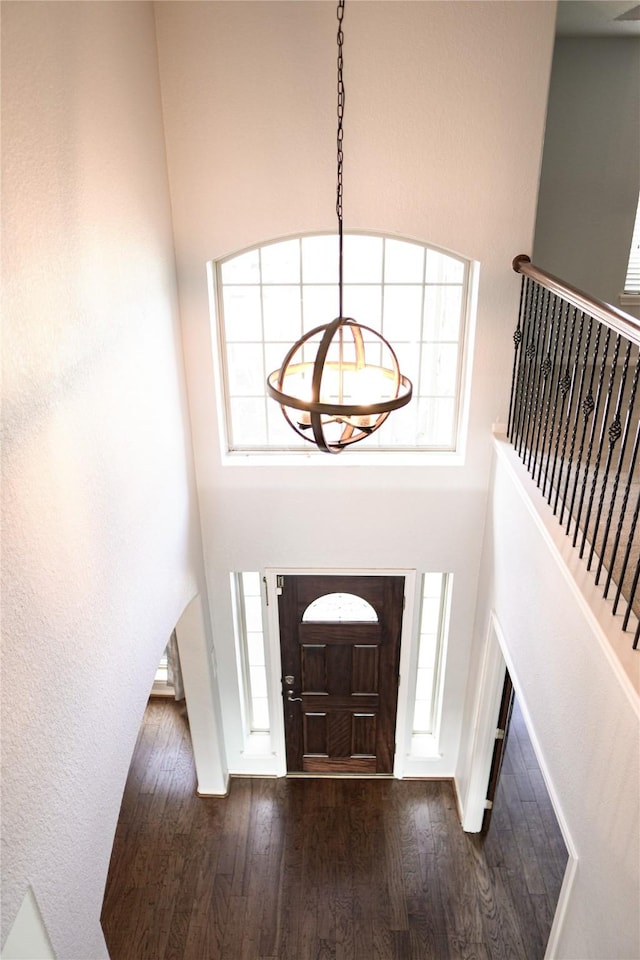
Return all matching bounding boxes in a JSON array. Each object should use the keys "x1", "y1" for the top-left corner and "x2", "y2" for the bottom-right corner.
[{"x1": 556, "y1": 1, "x2": 640, "y2": 37}]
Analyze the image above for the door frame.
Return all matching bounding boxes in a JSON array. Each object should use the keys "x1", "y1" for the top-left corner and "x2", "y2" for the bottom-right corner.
[{"x1": 263, "y1": 567, "x2": 417, "y2": 778}]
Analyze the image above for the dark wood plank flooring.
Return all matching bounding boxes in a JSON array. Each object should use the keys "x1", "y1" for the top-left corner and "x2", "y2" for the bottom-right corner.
[{"x1": 101, "y1": 698, "x2": 567, "y2": 960}]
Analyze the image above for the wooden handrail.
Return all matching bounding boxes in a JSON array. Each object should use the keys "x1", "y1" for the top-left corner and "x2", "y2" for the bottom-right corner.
[{"x1": 513, "y1": 255, "x2": 640, "y2": 346}]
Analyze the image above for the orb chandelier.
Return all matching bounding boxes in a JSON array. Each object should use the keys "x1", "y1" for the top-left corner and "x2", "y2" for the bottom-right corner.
[{"x1": 266, "y1": 0, "x2": 412, "y2": 454}]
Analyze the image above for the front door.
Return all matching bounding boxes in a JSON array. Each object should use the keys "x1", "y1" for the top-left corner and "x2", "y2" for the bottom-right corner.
[{"x1": 278, "y1": 574, "x2": 404, "y2": 774}]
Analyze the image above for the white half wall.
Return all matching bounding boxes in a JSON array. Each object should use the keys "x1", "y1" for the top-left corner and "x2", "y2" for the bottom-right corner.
[
  {"x1": 534, "y1": 37, "x2": 640, "y2": 317},
  {"x1": 1, "y1": 3, "x2": 219, "y2": 956},
  {"x1": 154, "y1": 0, "x2": 557, "y2": 776},
  {"x1": 458, "y1": 438, "x2": 640, "y2": 960}
]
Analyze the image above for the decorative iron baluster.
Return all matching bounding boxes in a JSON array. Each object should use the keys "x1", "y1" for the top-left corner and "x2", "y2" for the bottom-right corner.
[
  {"x1": 603, "y1": 349, "x2": 640, "y2": 598},
  {"x1": 558, "y1": 312, "x2": 593, "y2": 530},
  {"x1": 529, "y1": 290, "x2": 558, "y2": 479},
  {"x1": 580, "y1": 334, "x2": 622, "y2": 562},
  {"x1": 566, "y1": 318, "x2": 599, "y2": 538},
  {"x1": 552, "y1": 310, "x2": 586, "y2": 517},
  {"x1": 547, "y1": 305, "x2": 579, "y2": 508},
  {"x1": 613, "y1": 417, "x2": 640, "y2": 618},
  {"x1": 507, "y1": 274, "x2": 527, "y2": 441},
  {"x1": 572, "y1": 326, "x2": 613, "y2": 549},
  {"x1": 510, "y1": 276, "x2": 535, "y2": 452},
  {"x1": 535, "y1": 294, "x2": 563, "y2": 489},
  {"x1": 620, "y1": 479, "x2": 640, "y2": 634},
  {"x1": 516, "y1": 280, "x2": 543, "y2": 459},
  {"x1": 525, "y1": 286, "x2": 552, "y2": 473},
  {"x1": 591, "y1": 340, "x2": 633, "y2": 580},
  {"x1": 511, "y1": 255, "x2": 640, "y2": 647}
]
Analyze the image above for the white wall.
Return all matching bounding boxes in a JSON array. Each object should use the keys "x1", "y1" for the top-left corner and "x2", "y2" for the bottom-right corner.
[
  {"x1": 154, "y1": 0, "x2": 557, "y2": 775},
  {"x1": 458, "y1": 439, "x2": 640, "y2": 960},
  {"x1": 534, "y1": 37, "x2": 640, "y2": 316},
  {"x1": 1, "y1": 3, "x2": 218, "y2": 956}
]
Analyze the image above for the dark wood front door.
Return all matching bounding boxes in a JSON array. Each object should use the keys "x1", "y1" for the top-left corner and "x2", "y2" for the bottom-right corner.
[{"x1": 278, "y1": 574, "x2": 404, "y2": 774}]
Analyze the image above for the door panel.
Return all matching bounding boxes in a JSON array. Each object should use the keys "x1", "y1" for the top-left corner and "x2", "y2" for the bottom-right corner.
[{"x1": 278, "y1": 574, "x2": 404, "y2": 774}]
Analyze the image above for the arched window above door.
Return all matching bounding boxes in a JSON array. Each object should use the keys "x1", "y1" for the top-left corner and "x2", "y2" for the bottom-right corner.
[
  {"x1": 211, "y1": 233, "x2": 474, "y2": 457},
  {"x1": 302, "y1": 592, "x2": 378, "y2": 623}
]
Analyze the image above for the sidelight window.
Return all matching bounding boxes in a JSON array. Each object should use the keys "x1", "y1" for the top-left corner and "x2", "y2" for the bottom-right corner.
[
  {"x1": 411, "y1": 573, "x2": 450, "y2": 749},
  {"x1": 231, "y1": 572, "x2": 270, "y2": 736}
]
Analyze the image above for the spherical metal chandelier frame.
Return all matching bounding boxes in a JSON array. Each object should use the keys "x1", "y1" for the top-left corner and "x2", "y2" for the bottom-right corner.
[
  {"x1": 267, "y1": 315, "x2": 413, "y2": 454},
  {"x1": 266, "y1": 0, "x2": 413, "y2": 453}
]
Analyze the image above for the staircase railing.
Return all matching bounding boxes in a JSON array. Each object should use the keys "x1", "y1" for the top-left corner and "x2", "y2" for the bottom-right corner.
[{"x1": 509, "y1": 255, "x2": 640, "y2": 648}]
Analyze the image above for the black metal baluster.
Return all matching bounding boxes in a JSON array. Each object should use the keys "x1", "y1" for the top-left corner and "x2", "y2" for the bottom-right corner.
[
  {"x1": 559, "y1": 312, "x2": 593, "y2": 530},
  {"x1": 547, "y1": 306, "x2": 579, "y2": 508},
  {"x1": 516, "y1": 281, "x2": 542, "y2": 460},
  {"x1": 592, "y1": 340, "x2": 633, "y2": 581},
  {"x1": 573, "y1": 326, "x2": 613, "y2": 549},
  {"x1": 552, "y1": 311, "x2": 586, "y2": 517},
  {"x1": 507, "y1": 274, "x2": 527, "y2": 441},
  {"x1": 511, "y1": 277, "x2": 536, "y2": 453},
  {"x1": 509, "y1": 256, "x2": 640, "y2": 646},
  {"x1": 566, "y1": 318, "x2": 599, "y2": 537},
  {"x1": 530, "y1": 292, "x2": 558, "y2": 481},
  {"x1": 525, "y1": 287, "x2": 552, "y2": 474},
  {"x1": 613, "y1": 419, "x2": 640, "y2": 615},
  {"x1": 536, "y1": 295, "x2": 563, "y2": 489},
  {"x1": 620, "y1": 482, "x2": 640, "y2": 634},
  {"x1": 580, "y1": 334, "x2": 621, "y2": 562},
  {"x1": 604, "y1": 349, "x2": 640, "y2": 599}
]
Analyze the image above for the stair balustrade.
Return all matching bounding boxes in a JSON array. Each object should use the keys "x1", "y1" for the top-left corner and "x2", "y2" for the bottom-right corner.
[{"x1": 509, "y1": 255, "x2": 640, "y2": 648}]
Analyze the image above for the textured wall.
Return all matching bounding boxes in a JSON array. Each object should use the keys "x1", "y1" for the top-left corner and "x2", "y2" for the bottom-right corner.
[
  {"x1": 1, "y1": 3, "x2": 201, "y2": 956},
  {"x1": 154, "y1": 0, "x2": 557, "y2": 776},
  {"x1": 534, "y1": 37, "x2": 640, "y2": 314}
]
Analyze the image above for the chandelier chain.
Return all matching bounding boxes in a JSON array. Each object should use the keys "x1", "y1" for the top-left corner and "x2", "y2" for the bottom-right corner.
[
  {"x1": 265, "y1": 0, "x2": 412, "y2": 453},
  {"x1": 336, "y1": 0, "x2": 345, "y2": 316}
]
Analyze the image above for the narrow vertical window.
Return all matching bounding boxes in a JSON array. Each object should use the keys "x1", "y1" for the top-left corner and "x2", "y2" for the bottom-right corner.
[
  {"x1": 231, "y1": 572, "x2": 270, "y2": 735},
  {"x1": 412, "y1": 573, "x2": 450, "y2": 747},
  {"x1": 624, "y1": 193, "x2": 640, "y2": 294}
]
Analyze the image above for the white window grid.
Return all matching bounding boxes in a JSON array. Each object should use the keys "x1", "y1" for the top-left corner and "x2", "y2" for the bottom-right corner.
[{"x1": 214, "y1": 234, "x2": 470, "y2": 454}]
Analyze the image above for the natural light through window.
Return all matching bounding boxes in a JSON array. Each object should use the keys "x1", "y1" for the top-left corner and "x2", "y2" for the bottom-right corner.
[
  {"x1": 302, "y1": 592, "x2": 378, "y2": 622},
  {"x1": 412, "y1": 573, "x2": 449, "y2": 749},
  {"x1": 231, "y1": 572, "x2": 270, "y2": 736},
  {"x1": 624, "y1": 194, "x2": 640, "y2": 294},
  {"x1": 214, "y1": 234, "x2": 471, "y2": 455}
]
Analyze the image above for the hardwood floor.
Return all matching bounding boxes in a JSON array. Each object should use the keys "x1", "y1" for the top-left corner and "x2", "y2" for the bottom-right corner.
[{"x1": 101, "y1": 698, "x2": 567, "y2": 960}]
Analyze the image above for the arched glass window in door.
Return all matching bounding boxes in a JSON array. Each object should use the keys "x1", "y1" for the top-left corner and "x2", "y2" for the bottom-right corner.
[{"x1": 302, "y1": 592, "x2": 378, "y2": 623}]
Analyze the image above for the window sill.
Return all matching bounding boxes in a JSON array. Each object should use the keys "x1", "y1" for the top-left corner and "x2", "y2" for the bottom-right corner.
[
  {"x1": 220, "y1": 449, "x2": 466, "y2": 468},
  {"x1": 241, "y1": 732, "x2": 274, "y2": 757},
  {"x1": 409, "y1": 733, "x2": 442, "y2": 759}
]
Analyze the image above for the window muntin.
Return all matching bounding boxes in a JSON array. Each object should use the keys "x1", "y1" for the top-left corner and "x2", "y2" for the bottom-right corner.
[
  {"x1": 215, "y1": 234, "x2": 470, "y2": 454},
  {"x1": 302, "y1": 592, "x2": 378, "y2": 623}
]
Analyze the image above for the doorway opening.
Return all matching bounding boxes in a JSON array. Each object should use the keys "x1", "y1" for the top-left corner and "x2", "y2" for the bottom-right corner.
[{"x1": 480, "y1": 673, "x2": 570, "y2": 955}]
